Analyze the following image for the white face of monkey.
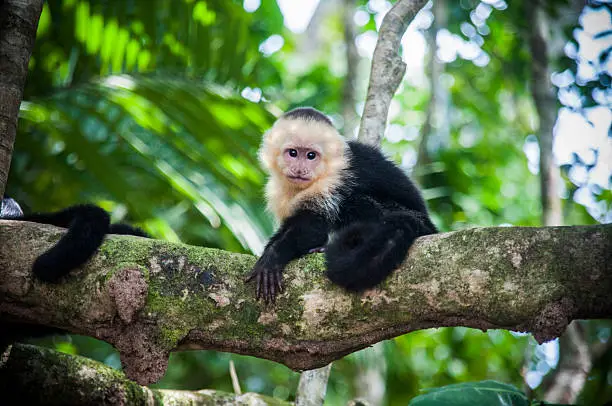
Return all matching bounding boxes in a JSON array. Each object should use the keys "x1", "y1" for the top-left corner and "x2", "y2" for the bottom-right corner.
[
  {"x1": 260, "y1": 117, "x2": 347, "y2": 190},
  {"x1": 280, "y1": 145, "x2": 323, "y2": 187}
]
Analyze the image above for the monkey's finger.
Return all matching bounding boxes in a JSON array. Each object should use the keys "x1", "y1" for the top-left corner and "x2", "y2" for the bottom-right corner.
[
  {"x1": 269, "y1": 272, "x2": 276, "y2": 303},
  {"x1": 271, "y1": 273, "x2": 277, "y2": 303},
  {"x1": 271, "y1": 272, "x2": 278, "y2": 298},
  {"x1": 255, "y1": 273, "x2": 262, "y2": 300},
  {"x1": 274, "y1": 270, "x2": 283, "y2": 294},
  {"x1": 263, "y1": 271, "x2": 269, "y2": 303},
  {"x1": 275, "y1": 272, "x2": 282, "y2": 298},
  {"x1": 244, "y1": 269, "x2": 257, "y2": 283}
]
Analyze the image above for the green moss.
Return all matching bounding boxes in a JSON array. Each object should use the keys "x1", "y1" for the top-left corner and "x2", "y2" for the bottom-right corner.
[
  {"x1": 158, "y1": 326, "x2": 190, "y2": 349},
  {"x1": 98, "y1": 235, "x2": 154, "y2": 265},
  {"x1": 226, "y1": 301, "x2": 267, "y2": 340},
  {"x1": 6, "y1": 344, "x2": 148, "y2": 403},
  {"x1": 8, "y1": 345, "x2": 296, "y2": 404},
  {"x1": 150, "y1": 391, "x2": 165, "y2": 406}
]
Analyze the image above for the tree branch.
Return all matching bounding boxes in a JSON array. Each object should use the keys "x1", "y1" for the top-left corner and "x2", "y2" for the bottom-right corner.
[
  {"x1": 1, "y1": 220, "x2": 610, "y2": 384},
  {"x1": 0, "y1": 0, "x2": 43, "y2": 197},
  {"x1": 358, "y1": 0, "x2": 428, "y2": 146},
  {"x1": 0, "y1": 344, "x2": 288, "y2": 405}
]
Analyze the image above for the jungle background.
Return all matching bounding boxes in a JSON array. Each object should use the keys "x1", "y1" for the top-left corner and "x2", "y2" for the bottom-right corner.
[{"x1": 5, "y1": 0, "x2": 611, "y2": 404}]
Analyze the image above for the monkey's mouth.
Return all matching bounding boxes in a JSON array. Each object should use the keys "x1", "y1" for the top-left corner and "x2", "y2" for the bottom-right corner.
[{"x1": 287, "y1": 175, "x2": 312, "y2": 184}]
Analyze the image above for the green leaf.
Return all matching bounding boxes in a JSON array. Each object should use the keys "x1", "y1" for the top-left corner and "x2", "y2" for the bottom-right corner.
[{"x1": 409, "y1": 380, "x2": 529, "y2": 406}]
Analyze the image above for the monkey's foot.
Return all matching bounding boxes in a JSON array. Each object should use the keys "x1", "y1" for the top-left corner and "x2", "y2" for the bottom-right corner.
[{"x1": 308, "y1": 247, "x2": 326, "y2": 254}]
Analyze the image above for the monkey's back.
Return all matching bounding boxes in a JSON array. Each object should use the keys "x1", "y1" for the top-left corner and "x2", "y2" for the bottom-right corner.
[{"x1": 331, "y1": 141, "x2": 434, "y2": 231}]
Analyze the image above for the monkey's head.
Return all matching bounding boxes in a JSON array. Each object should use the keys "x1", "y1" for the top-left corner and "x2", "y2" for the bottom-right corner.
[{"x1": 259, "y1": 107, "x2": 347, "y2": 190}]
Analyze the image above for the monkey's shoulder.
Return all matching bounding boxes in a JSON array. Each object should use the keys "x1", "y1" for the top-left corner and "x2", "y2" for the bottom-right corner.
[
  {"x1": 346, "y1": 141, "x2": 403, "y2": 171},
  {"x1": 346, "y1": 141, "x2": 413, "y2": 187}
]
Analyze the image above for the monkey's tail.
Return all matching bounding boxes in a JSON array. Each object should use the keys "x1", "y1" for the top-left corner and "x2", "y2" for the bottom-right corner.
[
  {"x1": 325, "y1": 211, "x2": 432, "y2": 291},
  {"x1": 109, "y1": 223, "x2": 150, "y2": 238},
  {"x1": 20, "y1": 204, "x2": 111, "y2": 283}
]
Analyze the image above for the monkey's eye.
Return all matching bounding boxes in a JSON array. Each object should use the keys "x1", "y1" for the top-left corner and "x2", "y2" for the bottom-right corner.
[
  {"x1": 306, "y1": 151, "x2": 317, "y2": 160},
  {"x1": 288, "y1": 149, "x2": 298, "y2": 158}
]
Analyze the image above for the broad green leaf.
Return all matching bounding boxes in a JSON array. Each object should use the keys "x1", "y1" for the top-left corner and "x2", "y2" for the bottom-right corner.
[{"x1": 409, "y1": 380, "x2": 529, "y2": 406}]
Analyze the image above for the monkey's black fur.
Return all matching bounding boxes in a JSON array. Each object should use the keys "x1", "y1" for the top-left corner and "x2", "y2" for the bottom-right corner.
[
  {"x1": 283, "y1": 107, "x2": 333, "y2": 126},
  {"x1": 1, "y1": 200, "x2": 148, "y2": 282},
  {"x1": 325, "y1": 142, "x2": 436, "y2": 291},
  {"x1": 249, "y1": 131, "x2": 436, "y2": 301}
]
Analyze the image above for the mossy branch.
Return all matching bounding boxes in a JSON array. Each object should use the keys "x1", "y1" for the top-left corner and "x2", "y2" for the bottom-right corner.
[
  {"x1": 0, "y1": 344, "x2": 289, "y2": 405},
  {"x1": 1, "y1": 220, "x2": 611, "y2": 385}
]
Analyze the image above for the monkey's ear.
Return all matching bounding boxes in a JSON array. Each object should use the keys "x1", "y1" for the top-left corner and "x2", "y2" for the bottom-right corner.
[
  {"x1": 320, "y1": 128, "x2": 347, "y2": 159},
  {"x1": 258, "y1": 129, "x2": 281, "y2": 172},
  {"x1": 258, "y1": 130, "x2": 271, "y2": 168}
]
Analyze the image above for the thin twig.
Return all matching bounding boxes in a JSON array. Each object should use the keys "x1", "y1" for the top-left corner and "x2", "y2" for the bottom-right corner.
[{"x1": 229, "y1": 360, "x2": 242, "y2": 395}]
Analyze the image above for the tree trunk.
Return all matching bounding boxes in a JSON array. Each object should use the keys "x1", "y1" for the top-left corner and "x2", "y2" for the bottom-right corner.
[
  {"x1": 0, "y1": 0, "x2": 43, "y2": 196},
  {"x1": 416, "y1": 0, "x2": 449, "y2": 175},
  {"x1": 527, "y1": 3, "x2": 562, "y2": 227}
]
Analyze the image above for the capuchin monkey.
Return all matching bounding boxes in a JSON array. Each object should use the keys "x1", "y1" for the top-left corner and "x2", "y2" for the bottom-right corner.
[
  {"x1": 0, "y1": 197, "x2": 148, "y2": 350},
  {"x1": 246, "y1": 107, "x2": 437, "y2": 302}
]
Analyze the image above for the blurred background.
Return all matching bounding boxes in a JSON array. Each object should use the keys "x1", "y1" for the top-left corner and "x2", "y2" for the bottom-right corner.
[{"x1": 6, "y1": 0, "x2": 611, "y2": 404}]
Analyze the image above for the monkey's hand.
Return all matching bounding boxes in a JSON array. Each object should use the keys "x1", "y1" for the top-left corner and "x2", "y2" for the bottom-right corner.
[
  {"x1": 246, "y1": 210, "x2": 329, "y2": 302},
  {"x1": 245, "y1": 256, "x2": 284, "y2": 303}
]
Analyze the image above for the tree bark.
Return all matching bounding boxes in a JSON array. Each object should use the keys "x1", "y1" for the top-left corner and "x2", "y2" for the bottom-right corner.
[
  {"x1": 0, "y1": 0, "x2": 43, "y2": 197},
  {"x1": 1, "y1": 220, "x2": 610, "y2": 385},
  {"x1": 0, "y1": 343, "x2": 288, "y2": 406}
]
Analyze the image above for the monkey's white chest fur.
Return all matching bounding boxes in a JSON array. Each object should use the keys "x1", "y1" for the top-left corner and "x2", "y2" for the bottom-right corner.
[{"x1": 265, "y1": 176, "x2": 343, "y2": 223}]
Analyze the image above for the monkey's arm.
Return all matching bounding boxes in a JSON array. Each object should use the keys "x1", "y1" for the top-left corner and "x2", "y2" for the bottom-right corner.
[{"x1": 246, "y1": 209, "x2": 330, "y2": 302}]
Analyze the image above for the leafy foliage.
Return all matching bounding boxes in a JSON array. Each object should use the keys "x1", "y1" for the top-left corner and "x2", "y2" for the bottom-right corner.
[
  {"x1": 10, "y1": 0, "x2": 285, "y2": 252},
  {"x1": 6, "y1": 0, "x2": 611, "y2": 404},
  {"x1": 409, "y1": 380, "x2": 529, "y2": 406}
]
